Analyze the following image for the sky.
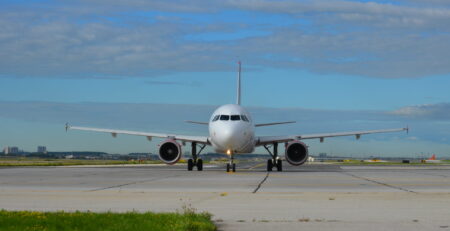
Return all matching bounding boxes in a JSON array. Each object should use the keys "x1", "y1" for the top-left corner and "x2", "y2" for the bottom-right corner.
[{"x1": 1, "y1": 0, "x2": 450, "y2": 157}]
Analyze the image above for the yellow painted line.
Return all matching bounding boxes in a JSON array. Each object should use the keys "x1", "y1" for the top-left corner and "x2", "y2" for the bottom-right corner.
[{"x1": 248, "y1": 163, "x2": 266, "y2": 170}]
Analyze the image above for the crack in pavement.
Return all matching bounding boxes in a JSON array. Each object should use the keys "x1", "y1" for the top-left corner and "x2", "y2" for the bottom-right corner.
[
  {"x1": 253, "y1": 172, "x2": 270, "y2": 193},
  {"x1": 341, "y1": 171, "x2": 418, "y2": 194},
  {"x1": 87, "y1": 174, "x2": 181, "y2": 192}
]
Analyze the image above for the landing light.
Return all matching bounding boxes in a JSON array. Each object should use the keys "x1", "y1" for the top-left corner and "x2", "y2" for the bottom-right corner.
[{"x1": 226, "y1": 150, "x2": 231, "y2": 155}]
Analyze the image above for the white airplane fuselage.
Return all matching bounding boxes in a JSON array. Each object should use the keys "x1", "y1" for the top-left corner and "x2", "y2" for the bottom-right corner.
[{"x1": 209, "y1": 104, "x2": 255, "y2": 154}]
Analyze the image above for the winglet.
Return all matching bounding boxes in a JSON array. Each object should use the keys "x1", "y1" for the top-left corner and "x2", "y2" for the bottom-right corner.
[
  {"x1": 65, "y1": 122, "x2": 70, "y2": 132},
  {"x1": 406, "y1": 125, "x2": 409, "y2": 134}
]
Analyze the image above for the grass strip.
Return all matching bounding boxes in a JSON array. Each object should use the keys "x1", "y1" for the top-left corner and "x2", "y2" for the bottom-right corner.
[
  {"x1": 0, "y1": 160, "x2": 157, "y2": 167},
  {"x1": 0, "y1": 158, "x2": 209, "y2": 167},
  {"x1": 0, "y1": 210, "x2": 216, "y2": 231}
]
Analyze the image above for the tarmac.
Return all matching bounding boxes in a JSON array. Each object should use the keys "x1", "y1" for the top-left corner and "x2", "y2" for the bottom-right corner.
[{"x1": 1, "y1": 162, "x2": 450, "y2": 230}]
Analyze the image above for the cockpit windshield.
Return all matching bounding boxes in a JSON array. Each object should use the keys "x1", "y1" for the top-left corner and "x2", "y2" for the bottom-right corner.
[
  {"x1": 220, "y1": 115, "x2": 230, "y2": 121},
  {"x1": 212, "y1": 115, "x2": 220, "y2": 122},
  {"x1": 230, "y1": 115, "x2": 240, "y2": 121},
  {"x1": 241, "y1": 115, "x2": 249, "y2": 122},
  {"x1": 214, "y1": 114, "x2": 249, "y2": 122}
]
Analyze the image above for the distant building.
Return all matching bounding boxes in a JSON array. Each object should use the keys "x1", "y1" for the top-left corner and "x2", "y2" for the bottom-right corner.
[
  {"x1": 318, "y1": 153, "x2": 327, "y2": 158},
  {"x1": 3, "y1": 146, "x2": 19, "y2": 154},
  {"x1": 37, "y1": 146, "x2": 47, "y2": 153},
  {"x1": 10, "y1": 147, "x2": 19, "y2": 154}
]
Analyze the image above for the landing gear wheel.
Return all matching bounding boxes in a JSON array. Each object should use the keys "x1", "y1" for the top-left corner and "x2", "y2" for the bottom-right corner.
[
  {"x1": 226, "y1": 163, "x2": 231, "y2": 172},
  {"x1": 197, "y1": 159, "x2": 203, "y2": 171},
  {"x1": 276, "y1": 159, "x2": 282, "y2": 172},
  {"x1": 267, "y1": 159, "x2": 273, "y2": 172},
  {"x1": 232, "y1": 163, "x2": 236, "y2": 172},
  {"x1": 188, "y1": 159, "x2": 194, "y2": 171}
]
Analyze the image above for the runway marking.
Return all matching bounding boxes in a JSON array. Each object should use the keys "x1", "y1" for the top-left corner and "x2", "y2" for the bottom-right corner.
[
  {"x1": 253, "y1": 172, "x2": 270, "y2": 194},
  {"x1": 248, "y1": 163, "x2": 265, "y2": 170},
  {"x1": 341, "y1": 172, "x2": 418, "y2": 194}
]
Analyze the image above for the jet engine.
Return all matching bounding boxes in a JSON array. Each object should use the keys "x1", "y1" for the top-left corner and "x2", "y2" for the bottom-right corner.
[
  {"x1": 158, "y1": 140, "x2": 182, "y2": 165},
  {"x1": 285, "y1": 141, "x2": 308, "y2": 166}
]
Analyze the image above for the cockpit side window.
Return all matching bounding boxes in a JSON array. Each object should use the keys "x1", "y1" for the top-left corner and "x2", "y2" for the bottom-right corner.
[
  {"x1": 220, "y1": 115, "x2": 230, "y2": 121},
  {"x1": 241, "y1": 115, "x2": 249, "y2": 122},
  {"x1": 230, "y1": 115, "x2": 240, "y2": 121},
  {"x1": 212, "y1": 115, "x2": 220, "y2": 122}
]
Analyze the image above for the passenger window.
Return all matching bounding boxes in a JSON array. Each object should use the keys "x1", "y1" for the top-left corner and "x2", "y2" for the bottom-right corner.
[
  {"x1": 220, "y1": 115, "x2": 230, "y2": 121},
  {"x1": 230, "y1": 115, "x2": 240, "y2": 121},
  {"x1": 212, "y1": 115, "x2": 220, "y2": 122},
  {"x1": 241, "y1": 115, "x2": 249, "y2": 122}
]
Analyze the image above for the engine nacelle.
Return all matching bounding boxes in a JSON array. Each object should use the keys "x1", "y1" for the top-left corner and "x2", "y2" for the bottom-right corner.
[
  {"x1": 158, "y1": 139, "x2": 182, "y2": 165},
  {"x1": 285, "y1": 141, "x2": 309, "y2": 166}
]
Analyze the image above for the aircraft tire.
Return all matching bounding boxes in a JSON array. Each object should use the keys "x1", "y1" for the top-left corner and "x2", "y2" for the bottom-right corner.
[
  {"x1": 276, "y1": 159, "x2": 282, "y2": 172},
  {"x1": 197, "y1": 159, "x2": 203, "y2": 171},
  {"x1": 232, "y1": 163, "x2": 236, "y2": 172},
  {"x1": 188, "y1": 159, "x2": 194, "y2": 171},
  {"x1": 226, "y1": 163, "x2": 230, "y2": 172},
  {"x1": 267, "y1": 159, "x2": 273, "y2": 172}
]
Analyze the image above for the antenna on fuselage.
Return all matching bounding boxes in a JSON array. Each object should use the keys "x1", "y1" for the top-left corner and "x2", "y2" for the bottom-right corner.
[{"x1": 237, "y1": 61, "x2": 241, "y2": 105}]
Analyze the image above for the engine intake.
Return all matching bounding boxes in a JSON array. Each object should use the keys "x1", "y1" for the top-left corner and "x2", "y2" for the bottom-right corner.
[
  {"x1": 285, "y1": 141, "x2": 308, "y2": 166},
  {"x1": 158, "y1": 140, "x2": 182, "y2": 165}
]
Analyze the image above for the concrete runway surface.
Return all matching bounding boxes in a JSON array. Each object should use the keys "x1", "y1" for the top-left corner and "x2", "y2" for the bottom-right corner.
[{"x1": 1, "y1": 162, "x2": 450, "y2": 231}]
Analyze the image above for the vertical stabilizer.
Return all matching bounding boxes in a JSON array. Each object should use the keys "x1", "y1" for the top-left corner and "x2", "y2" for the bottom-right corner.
[{"x1": 237, "y1": 61, "x2": 241, "y2": 105}]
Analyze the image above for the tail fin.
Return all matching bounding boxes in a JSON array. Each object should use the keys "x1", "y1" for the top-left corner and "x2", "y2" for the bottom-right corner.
[
  {"x1": 237, "y1": 61, "x2": 241, "y2": 105},
  {"x1": 429, "y1": 154, "x2": 436, "y2": 160}
]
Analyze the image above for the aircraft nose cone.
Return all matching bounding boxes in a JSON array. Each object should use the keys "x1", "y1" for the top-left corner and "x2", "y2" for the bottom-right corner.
[
  {"x1": 216, "y1": 127, "x2": 242, "y2": 150},
  {"x1": 220, "y1": 129, "x2": 234, "y2": 146}
]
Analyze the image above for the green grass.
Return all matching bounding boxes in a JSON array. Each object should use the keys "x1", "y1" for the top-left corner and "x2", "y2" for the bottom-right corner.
[
  {"x1": 0, "y1": 210, "x2": 216, "y2": 231},
  {"x1": 0, "y1": 157, "x2": 209, "y2": 167},
  {"x1": 0, "y1": 158, "x2": 165, "y2": 167}
]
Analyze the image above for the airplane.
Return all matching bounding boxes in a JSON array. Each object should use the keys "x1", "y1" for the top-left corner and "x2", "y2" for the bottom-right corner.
[
  {"x1": 66, "y1": 61, "x2": 408, "y2": 172},
  {"x1": 425, "y1": 154, "x2": 441, "y2": 163}
]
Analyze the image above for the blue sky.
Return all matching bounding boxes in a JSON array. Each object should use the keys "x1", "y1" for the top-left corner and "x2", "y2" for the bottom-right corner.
[{"x1": 1, "y1": 0, "x2": 450, "y2": 157}]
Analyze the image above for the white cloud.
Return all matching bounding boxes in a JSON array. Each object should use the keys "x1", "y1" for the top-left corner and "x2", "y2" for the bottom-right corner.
[
  {"x1": 1, "y1": 0, "x2": 450, "y2": 78},
  {"x1": 390, "y1": 103, "x2": 450, "y2": 119},
  {"x1": 407, "y1": 136, "x2": 419, "y2": 140}
]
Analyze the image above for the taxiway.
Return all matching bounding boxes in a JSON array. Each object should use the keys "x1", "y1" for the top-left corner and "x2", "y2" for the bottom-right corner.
[{"x1": 1, "y1": 162, "x2": 450, "y2": 231}]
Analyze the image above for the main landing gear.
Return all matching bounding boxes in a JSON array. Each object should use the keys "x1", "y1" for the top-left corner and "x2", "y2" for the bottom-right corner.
[
  {"x1": 263, "y1": 143, "x2": 282, "y2": 172},
  {"x1": 187, "y1": 142, "x2": 206, "y2": 171},
  {"x1": 226, "y1": 154, "x2": 236, "y2": 173}
]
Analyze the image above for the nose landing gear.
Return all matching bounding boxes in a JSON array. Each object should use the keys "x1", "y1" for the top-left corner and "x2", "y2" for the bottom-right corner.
[
  {"x1": 226, "y1": 163, "x2": 236, "y2": 172},
  {"x1": 264, "y1": 143, "x2": 283, "y2": 172},
  {"x1": 226, "y1": 153, "x2": 236, "y2": 172},
  {"x1": 188, "y1": 142, "x2": 206, "y2": 171}
]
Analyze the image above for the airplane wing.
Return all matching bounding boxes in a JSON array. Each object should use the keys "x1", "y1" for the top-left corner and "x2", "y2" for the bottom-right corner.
[
  {"x1": 185, "y1": 120, "x2": 209, "y2": 125},
  {"x1": 66, "y1": 124, "x2": 209, "y2": 144},
  {"x1": 255, "y1": 121, "x2": 296, "y2": 127},
  {"x1": 256, "y1": 127, "x2": 408, "y2": 145}
]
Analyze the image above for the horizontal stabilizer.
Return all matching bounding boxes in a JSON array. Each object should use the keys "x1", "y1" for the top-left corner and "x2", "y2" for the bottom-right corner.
[{"x1": 255, "y1": 121, "x2": 296, "y2": 127}]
